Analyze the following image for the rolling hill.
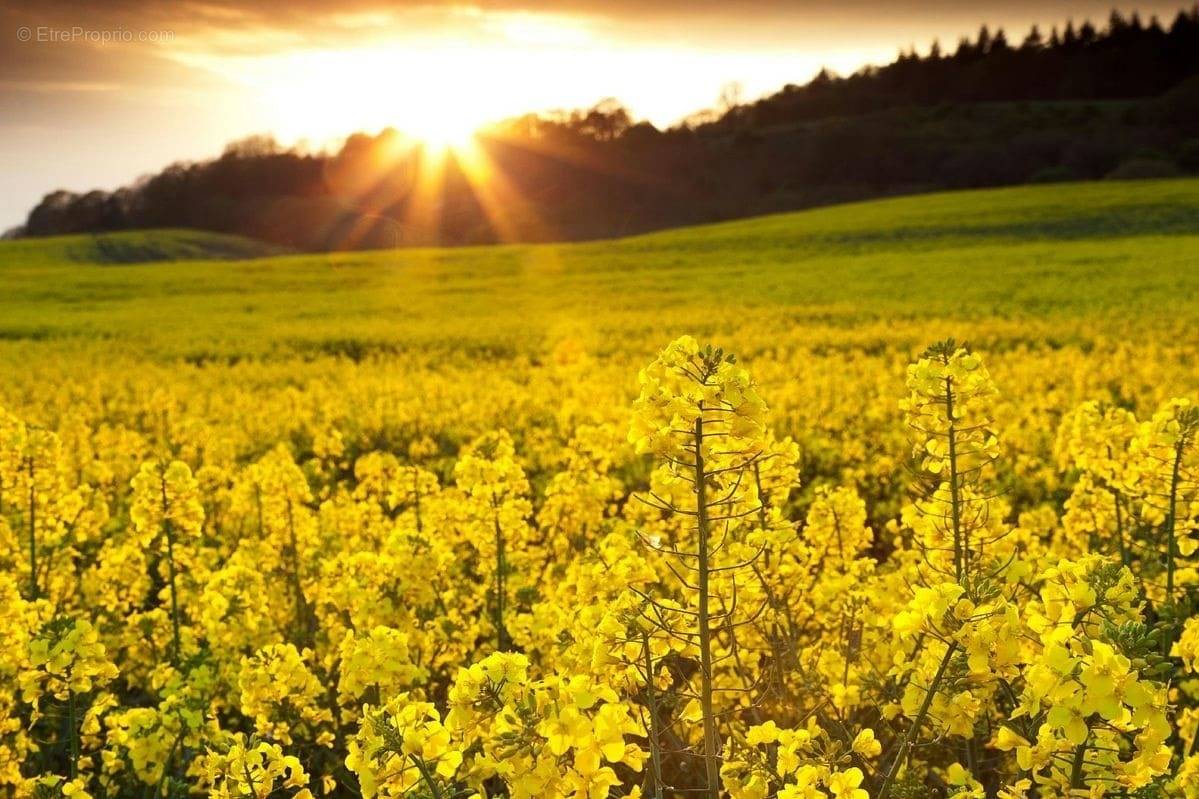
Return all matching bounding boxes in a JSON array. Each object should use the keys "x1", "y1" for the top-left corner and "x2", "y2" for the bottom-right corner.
[
  {"x1": 0, "y1": 229, "x2": 286, "y2": 267},
  {"x1": 1, "y1": 179, "x2": 1197, "y2": 359}
]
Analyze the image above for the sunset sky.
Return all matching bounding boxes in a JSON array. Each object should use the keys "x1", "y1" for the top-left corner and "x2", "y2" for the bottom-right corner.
[{"x1": 1, "y1": 1, "x2": 1188, "y2": 229}]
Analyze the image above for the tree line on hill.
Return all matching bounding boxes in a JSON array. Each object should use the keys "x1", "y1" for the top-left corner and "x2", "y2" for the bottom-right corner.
[{"x1": 12, "y1": 6, "x2": 1199, "y2": 250}]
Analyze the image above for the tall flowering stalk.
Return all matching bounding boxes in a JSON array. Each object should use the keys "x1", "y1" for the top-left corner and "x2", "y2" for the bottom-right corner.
[
  {"x1": 455, "y1": 430, "x2": 532, "y2": 652},
  {"x1": 1131, "y1": 399, "x2": 1198, "y2": 613},
  {"x1": 1055, "y1": 401, "x2": 1140, "y2": 563},
  {"x1": 131, "y1": 460, "x2": 204, "y2": 667},
  {"x1": 0, "y1": 417, "x2": 64, "y2": 602},
  {"x1": 629, "y1": 336, "x2": 769, "y2": 799},
  {"x1": 883, "y1": 340, "x2": 1003, "y2": 799},
  {"x1": 901, "y1": 339, "x2": 1001, "y2": 588},
  {"x1": 18, "y1": 616, "x2": 119, "y2": 788}
]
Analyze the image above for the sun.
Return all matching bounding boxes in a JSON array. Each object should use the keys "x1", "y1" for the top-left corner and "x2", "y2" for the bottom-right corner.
[
  {"x1": 231, "y1": 46, "x2": 498, "y2": 151},
  {"x1": 403, "y1": 111, "x2": 482, "y2": 153}
]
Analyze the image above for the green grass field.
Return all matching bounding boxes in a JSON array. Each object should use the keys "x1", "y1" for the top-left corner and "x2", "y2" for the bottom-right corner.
[
  {"x1": 2, "y1": 178, "x2": 1197, "y2": 360},
  {"x1": 0, "y1": 228, "x2": 285, "y2": 267}
]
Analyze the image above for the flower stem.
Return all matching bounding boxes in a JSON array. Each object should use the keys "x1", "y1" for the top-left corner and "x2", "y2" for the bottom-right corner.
[
  {"x1": 943, "y1": 376, "x2": 964, "y2": 585},
  {"x1": 67, "y1": 688, "x2": 79, "y2": 779},
  {"x1": 160, "y1": 474, "x2": 182, "y2": 668},
  {"x1": 642, "y1": 631, "x2": 665, "y2": 799},
  {"x1": 693, "y1": 412, "x2": 720, "y2": 799},
  {"x1": 879, "y1": 641, "x2": 958, "y2": 799},
  {"x1": 493, "y1": 509, "x2": 508, "y2": 650},
  {"x1": 27, "y1": 456, "x2": 37, "y2": 600}
]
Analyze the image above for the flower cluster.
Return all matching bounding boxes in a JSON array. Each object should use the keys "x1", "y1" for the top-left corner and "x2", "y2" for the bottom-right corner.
[{"x1": 1, "y1": 331, "x2": 1197, "y2": 799}]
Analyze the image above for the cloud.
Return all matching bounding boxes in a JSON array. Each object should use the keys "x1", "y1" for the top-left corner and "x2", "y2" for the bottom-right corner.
[{"x1": 6, "y1": 0, "x2": 1191, "y2": 83}]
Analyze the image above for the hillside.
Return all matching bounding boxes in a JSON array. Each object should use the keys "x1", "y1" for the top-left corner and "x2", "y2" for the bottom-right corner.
[
  {"x1": 1, "y1": 179, "x2": 1197, "y2": 358},
  {"x1": 0, "y1": 229, "x2": 285, "y2": 266}
]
